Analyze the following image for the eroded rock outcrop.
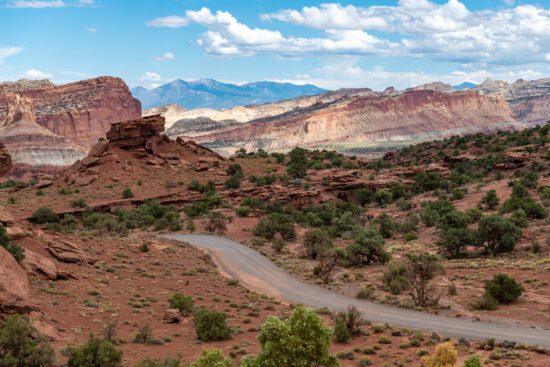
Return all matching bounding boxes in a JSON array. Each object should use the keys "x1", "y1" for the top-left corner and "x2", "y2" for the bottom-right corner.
[
  {"x1": 0, "y1": 94, "x2": 86, "y2": 178},
  {"x1": 0, "y1": 142, "x2": 12, "y2": 176},
  {"x1": 0, "y1": 246, "x2": 30, "y2": 314},
  {"x1": 0, "y1": 76, "x2": 141, "y2": 148}
]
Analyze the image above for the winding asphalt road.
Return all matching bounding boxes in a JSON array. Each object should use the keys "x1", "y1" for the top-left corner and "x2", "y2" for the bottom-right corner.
[{"x1": 163, "y1": 233, "x2": 550, "y2": 347}]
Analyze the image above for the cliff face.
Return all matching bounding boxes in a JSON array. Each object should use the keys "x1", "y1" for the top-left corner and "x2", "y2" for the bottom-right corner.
[
  {"x1": 0, "y1": 94, "x2": 86, "y2": 178},
  {"x1": 475, "y1": 78, "x2": 550, "y2": 126},
  {"x1": 182, "y1": 90, "x2": 522, "y2": 156},
  {"x1": 0, "y1": 77, "x2": 141, "y2": 148}
]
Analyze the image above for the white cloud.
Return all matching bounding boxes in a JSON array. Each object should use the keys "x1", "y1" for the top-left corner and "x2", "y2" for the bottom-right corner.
[
  {"x1": 0, "y1": 47, "x2": 23, "y2": 61},
  {"x1": 85, "y1": 27, "x2": 96, "y2": 32},
  {"x1": 147, "y1": 2, "x2": 550, "y2": 65},
  {"x1": 154, "y1": 52, "x2": 175, "y2": 61},
  {"x1": 140, "y1": 71, "x2": 162, "y2": 82},
  {"x1": 21, "y1": 68, "x2": 53, "y2": 79},
  {"x1": 274, "y1": 58, "x2": 546, "y2": 90},
  {"x1": 6, "y1": 0, "x2": 95, "y2": 7},
  {"x1": 147, "y1": 15, "x2": 188, "y2": 28}
]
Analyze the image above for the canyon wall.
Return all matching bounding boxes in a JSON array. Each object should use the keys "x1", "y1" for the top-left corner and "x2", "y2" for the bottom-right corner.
[
  {"x1": 0, "y1": 77, "x2": 141, "y2": 148},
  {"x1": 175, "y1": 90, "x2": 522, "y2": 156}
]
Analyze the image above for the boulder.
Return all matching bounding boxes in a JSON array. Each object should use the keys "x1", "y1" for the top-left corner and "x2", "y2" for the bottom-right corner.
[
  {"x1": 0, "y1": 246, "x2": 30, "y2": 313},
  {"x1": 47, "y1": 240, "x2": 95, "y2": 264},
  {"x1": 21, "y1": 249, "x2": 58, "y2": 280},
  {"x1": 431, "y1": 331, "x2": 442, "y2": 342},
  {"x1": 163, "y1": 309, "x2": 181, "y2": 323},
  {"x1": 6, "y1": 226, "x2": 28, "y2": 240}
]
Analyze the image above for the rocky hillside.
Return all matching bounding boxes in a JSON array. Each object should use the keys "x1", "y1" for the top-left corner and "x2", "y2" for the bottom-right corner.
[
  {"x1": 0, "y1": 76, "x2": 141, "y2": 149},
  {"x1": 132, "y1": 78, "x2": 326, "y2": 109},
  {"x1": 170, "y1": 89, "x2": 522, "y2": 156}
]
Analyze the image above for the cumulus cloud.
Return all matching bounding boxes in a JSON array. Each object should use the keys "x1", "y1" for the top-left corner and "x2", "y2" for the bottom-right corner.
[
  {"x1": 154, "y1": 52, "x2": 175, "y2": 61},
  {"x1": 0, "y1": 47, "x2": 23, "y2": 61},
  {"x1": 140, "y1": 71, "x2": 162, "y2": 82},
  {"x1": 21, "y1": 69, "x2": 53, "y2": 79},
  {"x1": 148, "y1": 1, "x2": 550, "y2": 65},
  {"x1": 85, "y1": 27, "x2": 96, "y2": 32}
]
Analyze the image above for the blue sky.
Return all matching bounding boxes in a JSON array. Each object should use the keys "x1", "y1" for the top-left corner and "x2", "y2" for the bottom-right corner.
[{"x1": 2, "y1": 0, "x2": 550, "y2": 90}]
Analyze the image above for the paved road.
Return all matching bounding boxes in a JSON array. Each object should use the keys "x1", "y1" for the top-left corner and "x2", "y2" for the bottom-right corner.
[{"x1": 163, "y1": 233, "x2": 550, "y2": 347}]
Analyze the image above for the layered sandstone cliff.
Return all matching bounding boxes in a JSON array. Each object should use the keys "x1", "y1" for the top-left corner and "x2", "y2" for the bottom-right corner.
[
  {"x1": 0, "y1": 77, "x2": 141, "y2": 148},
  {"x1": 475, "y1": 78, "x2": 550, "y2": 126},
  {"x1": 0, "y1": 94, "x2": 86, "y2": 178},
  {"x1": 176, "y1": 90, "x2": 522, "y2": 156}
]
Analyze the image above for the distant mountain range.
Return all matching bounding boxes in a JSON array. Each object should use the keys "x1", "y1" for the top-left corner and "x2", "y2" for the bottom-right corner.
[{"x1": 131, "y1": 79, "x2": 326, "y2": 110}]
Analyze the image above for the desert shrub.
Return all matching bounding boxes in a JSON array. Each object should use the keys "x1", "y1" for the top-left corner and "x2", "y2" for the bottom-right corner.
[
  {"x1": 190, "y1": 349, "x2": 232, "y2": 367},
  {"x1": 470, "y1": 295, "x2": 498, "y2": 311},
  {"x1": 67, "y1": 335, "x2": 122, "y2": 367},
  {"x1": 501, "y1": 182, "x2": 547, "y2": 218},
  {"x1": 286, "y1": 147, "x2": 308, "y2": 179},
  {"x1": 413, "y1": 172, "x2": 445, "y2": 193},
  {"x1": 31, "y1": 207, "x2": 59, "y2": 224},
  {"x1": 235, "y1": 206, "x2": 251, "y2": 217},
  {"x1": 333, "y1": 318, "x2": 351, "y2": 343},
  {"x1": 382, "y1": 263, "x2": 410, "y2": 295},
  {"x1": 374, "y1": 190, "x2": 393, "y2": 207},
  {"x1": 354, "y1": 188, "x2": 374, "y2": 206},
  {"x1": 346, "y1": 226, "x2": 389, "y2": 266},
  {"x1": 463, "y1": 355, "x2": 483, "y2": 367},
  {"x1": 480, "y1": 190, "x2": 499, "y2": 210},
  {"x1": 420, "y1": 199, "x2": 455, "y2": 227},
  {"x1": 396, "y1": 198, "x2": 415, "y2": 211},
  {"x1": 122, "y1": 187, "x2": 134, "y2": 199},
  {"x1": 510, "y1": 209, "x2": 528, "y2": 228},
  {"x1": 484, "y1": 273, "x2": 523, "y2": 304},
  {"x1": 335, "y1": 306, "x2": 363, "y2": 338},
  {"x1": 169, "y1": 292, "x2": 194, "y2": 315},
  {"x1": 0, "y1": 224, "x2": 25, "y2": 262},
  {"x1": 133, "y1": 324, "x2": 162, "y2": 345},
  {"x1": 272, "y1": 238, "x2": 286, "y2": 253},
  {"x1": 303, "y1": 228, "x2": 333, "y2": 259},
  {"x1": 403, "y1": 253, "x2": 444, "y2": 307},
  {"x1": 226, "y1": 163, "x2": 242, "y2": 177},
  {"x1": 241, "y1": 197, "x2": 264, "y2": 209},
  {"x1": 71, "y1": 197, "x2": 87, "y2": 208},
  {"x1": 253, "y1": 213, "x2": 296, "y2": 241},
  {"x1": 0, "y1": 314, "x2": 55, "y2": 367},
  {"x1": 421, "y1": 342, "x2": 457, "y2": 367},
  {"x1": 205, "y1": 212, "x2": 227, "y2": 233},
  {"x1": 465, "y1": 208, "x2": 482, "y2": 223},
  {"x1": 450, "y1": 188, "x2": 465, "y2": 201},
  {"x1": 224, "y1": 175, "x2": 241, "y2": 189},
  {"x1": 477, "y1": 215, "x2": 521, "y2": 256},
  {"x1": 83, "y1": 212, "x2": 129, "y2": 237},
  {"x1": 520, "y1": 170, "x2": 539, "y2": 188},
  {"x1": 241, "y1": 306, "x2": 338, "y2": 367},
  {"x1": 436, "y1": 211, "x2": 476, "y2": 259},
  {"x1": 400, "y1": 214, "x2": 419, "y2": 234},
  {"x1": 194, "y1": 308, "x2": 231, "y2": 342},
  {"x1": 375, "y1": 213, "x2": 396, "y2": 239}
]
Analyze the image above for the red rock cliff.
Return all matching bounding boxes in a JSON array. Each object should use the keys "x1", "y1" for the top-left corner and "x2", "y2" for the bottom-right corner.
[{"x1": 0, "y1": 77, "x2": 141, "y2": 148}]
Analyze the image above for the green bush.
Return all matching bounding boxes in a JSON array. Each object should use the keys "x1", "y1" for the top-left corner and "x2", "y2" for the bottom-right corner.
[
  {"x1": 122, "y1": 187, "x2": 134, "y2": 199},
  {"x1": 413, "y1": 172, "x2": 445, "y2": 193},
  {"x1": 510, "y1": 209, "x2": 529, "y2": 228},
  {"x1": 190, "y1": 349, "x2": 232, "y2": 367},
  {"x1": 31, "y1": 207, "x2": 59, "y2": 224},
  {"x1": 132, "y1": 324, "x2": 161, "y2": 345},
  {"x1": 481, "y1": 190, "x2": 499, "y2": 210},
  {"x1": 169, "y1": 292, "x2": 194, "y2": 315},
  {"x1": 333, "y1": 317, "x2": 351, "y2": 343},
  {"x1": 477, "y1": 215, "x2": 521, "y2": 256},
  {"x1": 382, "y1": 263, "x2": 410, "y2": 295},
  {"x1": 235, "y1": 206, "x2": 251, "y2": 217},
  {"x1": 374, "y1": 190, "x2": 393, "y2": 207},
  {"x1": 241, "y1": 306, "x2": 338, "y2": 367},
  {"x1": 71, "y1": 198, "x2": 87, "y2": 208},
  {"x1": 484, "y1": 273, "x2": 523, "y2": 304},
  {"x1": 303, "y1": 228, "x2": 333, "y2": 259},
  {"x1": 226, "y1": 163, "x2": 243, "y2": 177},
  {"x1": 194, "y1": 308, "x2": 231, "y2": 342},
  {"x1": 67, "y1": 335, "x2": 122, "y2": 367},
  {"x1": 224, "y1": 175, "x2": 241, "y2": 189},
  {"x1": 253, "y1": 213, "x2": 296, "y2": 241},
  {"x1": 135, "y1": 357, "x2": 182, "y2": 367},
  {"x1": 465, "y1": 208, "x2": 482, "y2": 223},
  {"x1": 375, "y1": 213, "x2": 396, "y2": 239},
  {"x1": 463, "y1": 355, "x2": 483, "y2": 367},
  {"x1": 346, "y1": 226, "x2": 389, "y2": 266},
  {"x1": 354, "y1": 188, "x2": 374, "y2": 206},
  {"x1": 286, "y1": 147, "x2": 308, "y2": 179},
  {"x1": 0, "y1": 314, "x2": 55, "y2": 367}
]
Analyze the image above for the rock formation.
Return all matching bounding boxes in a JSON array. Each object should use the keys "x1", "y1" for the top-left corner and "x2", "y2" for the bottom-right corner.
[
  {"x1": 0, "y1": 94, "x2": 86, "y2": 178},
  {"x1": 475, "y1": 78, "x2": 550, "y2": 126},
  {"x1": 0, "y1": 143, "x2": 12, "y2": 176},
  {"x1": 0, "y1": 76, "x2": 141, "y2": 148},
  {"x1": 107, "y1": 114, "x2": 165, "y2": 149},
  {"x1": 173, "y1": 90, "x2": 522, "y2": 156},
  {"x1": 0, "y1": 246, "x2": 30, "y2": 314}
]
